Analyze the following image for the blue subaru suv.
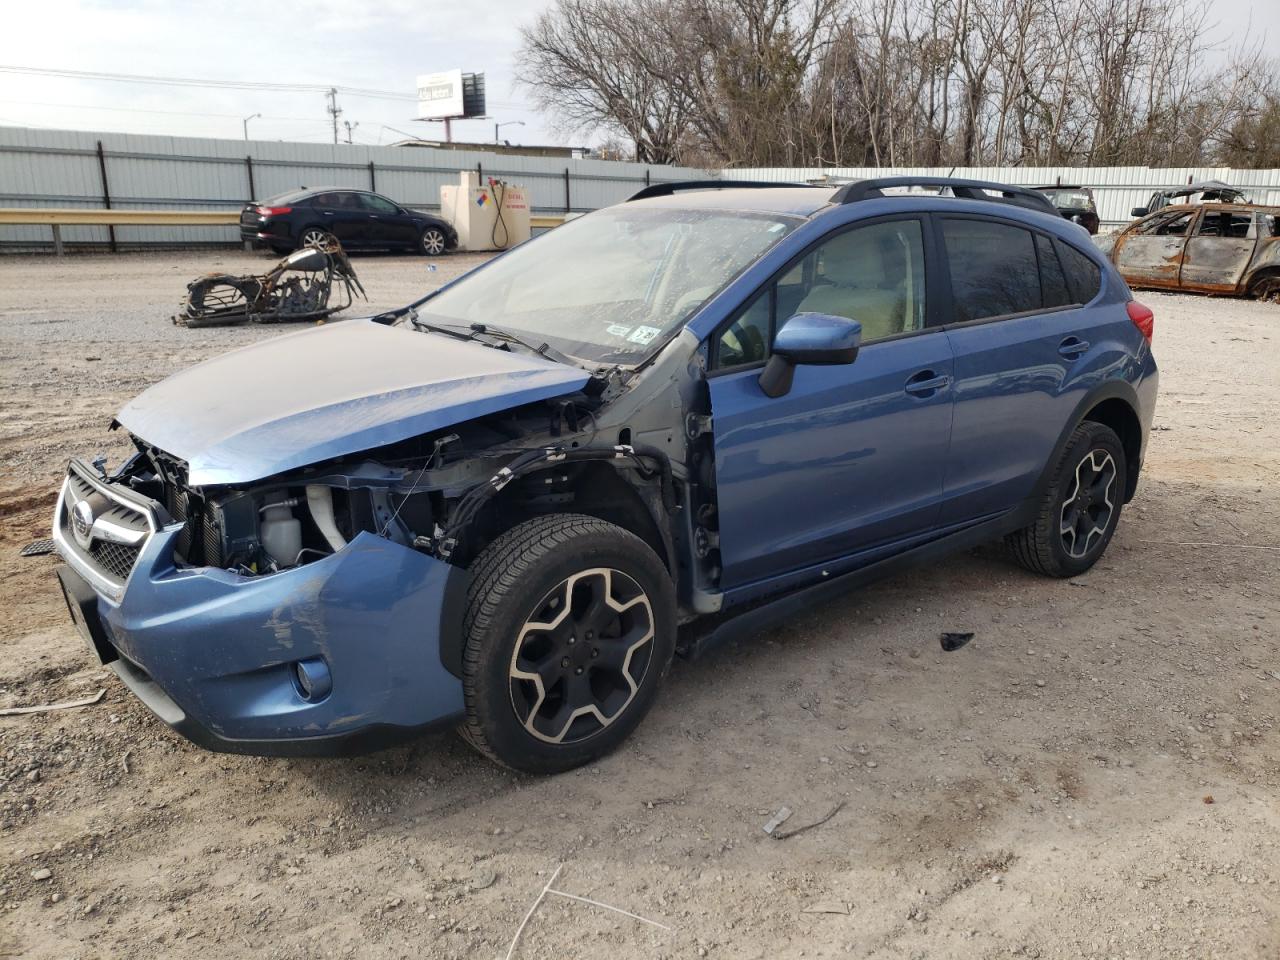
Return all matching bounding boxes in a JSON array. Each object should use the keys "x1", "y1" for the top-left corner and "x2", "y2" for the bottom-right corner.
[{"x1": 52, "y1": 178, "x2": 1157, "y2": 772}]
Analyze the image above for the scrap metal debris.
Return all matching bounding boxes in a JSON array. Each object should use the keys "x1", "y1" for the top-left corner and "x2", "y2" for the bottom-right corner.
[
  {"x1": 762, "y1": 806, "x2": 793, "y2": 836},
  {"x1": 0, "y1": 688, "x2": 105, "y2": 716},
  {"x1": 173, "y1": 239, "x2": 365, "y2": 327},
  {"x1": 20, "y1": 538, "x2": 55, "y2": 557}
]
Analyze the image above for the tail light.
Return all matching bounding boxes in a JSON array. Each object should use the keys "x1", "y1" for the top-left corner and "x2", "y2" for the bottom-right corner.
[
  {"x1": 1126, "y1": 300, "x2": 1154, "y2": 342},
  {"x1": 255, "y1": 205, "x2": 292, "y2": 216}
]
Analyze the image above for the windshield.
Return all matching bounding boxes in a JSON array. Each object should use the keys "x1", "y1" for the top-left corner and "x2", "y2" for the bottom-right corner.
[
  {"x1": 1039, "y1": 189, "x2": 1093, "y2": 210},
  {"x1": 416, "y1": 205, "x2": 800, "y2": 365}
]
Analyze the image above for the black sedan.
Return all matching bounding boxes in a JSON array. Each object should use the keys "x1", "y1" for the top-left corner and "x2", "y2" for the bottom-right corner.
[{"x1": 240, "y1": 187, "x2": 457, "y2": 256}]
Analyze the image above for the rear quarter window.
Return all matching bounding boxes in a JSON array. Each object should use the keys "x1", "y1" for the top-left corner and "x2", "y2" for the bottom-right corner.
[{"x1": 1055, "y1": 240, "x2": 1102, "y2": 304}]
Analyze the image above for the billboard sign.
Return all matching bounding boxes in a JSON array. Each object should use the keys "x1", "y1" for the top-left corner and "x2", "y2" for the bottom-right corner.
[{"x1": 417, "y1": 70, "x2": 464, "y2": 120}]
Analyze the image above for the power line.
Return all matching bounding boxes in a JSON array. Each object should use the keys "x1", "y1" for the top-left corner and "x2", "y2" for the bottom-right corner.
[
  {"x1": 0, "y1": 98, "x2": 330, "y2": 123},
  {"x1": 0, "y1": 63, "x2": 420, "y2": 101}
]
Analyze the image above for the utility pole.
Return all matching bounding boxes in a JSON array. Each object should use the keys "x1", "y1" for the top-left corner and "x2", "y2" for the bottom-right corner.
[
  {"x1": 326, "y1": 88, "x2": 342, "y2": 145},
  {"x1": 343, "y1": 120, "x2": 359, "y2": 145},
  {"x1": 242, "y1": 113, "x2": 261, "y2": 141}
]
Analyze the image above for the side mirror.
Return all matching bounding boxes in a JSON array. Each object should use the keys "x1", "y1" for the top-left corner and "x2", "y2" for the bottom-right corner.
[
  {"x1": 759, "y1": 313, "x2": 861, "y2": 398},
  {"x1": 1130, "y1": 206, "x2": 1148, "y2": 218}
]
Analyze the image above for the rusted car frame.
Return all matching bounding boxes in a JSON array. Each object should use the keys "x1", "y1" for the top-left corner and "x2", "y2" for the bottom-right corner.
[
  {"x1": 1100, "y1": 203, "x2": 1280, "y2": 301},
  {"x1": 173, "y1": 239, "x2": 366, "y2": 327}
]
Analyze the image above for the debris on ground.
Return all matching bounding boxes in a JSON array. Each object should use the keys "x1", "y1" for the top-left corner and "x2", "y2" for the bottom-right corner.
[
  {"x1": 0, "y1": 688, "x2": 105, "y2": 716},
  {"x1": 940, "y1": 631, "x2": 975, "y2": 652},
  {"x1": 762, "y1": 806, "x2": 793, "y2": 835},
  {"x1": 172, "y1": 239, "x2": 365, "y2": 327},
  {"x1": 19, "y1": 538, "x2": 55, "y2": 557},
  {"x1": 772, "y1": 801, "x2": 847, "y2": 840}
]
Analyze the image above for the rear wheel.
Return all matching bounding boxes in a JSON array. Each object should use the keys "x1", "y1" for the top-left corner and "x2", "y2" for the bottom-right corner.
[
  {"x1": 297, "y1": 227, "x2": 334, "y2": 250},
  {"x1": 459, "y1": 514, "x2": 675, "y2": 773},
  {"x1": 418, "y1": 226, "x2": 448, "y2": 256},
  {"x1": 1007, "y1": 421, "x2": 1127, "y2": 578}
]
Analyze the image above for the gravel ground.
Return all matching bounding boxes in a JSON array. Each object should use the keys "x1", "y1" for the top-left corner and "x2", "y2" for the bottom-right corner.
[{"x1": 0, "y1": 252, "x2": 1278, "y2": 960}]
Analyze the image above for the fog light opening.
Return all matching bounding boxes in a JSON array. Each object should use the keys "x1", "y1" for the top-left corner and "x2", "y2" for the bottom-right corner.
[{"x1": 293, "y1": 658, "x2": 332, "y2": 702}]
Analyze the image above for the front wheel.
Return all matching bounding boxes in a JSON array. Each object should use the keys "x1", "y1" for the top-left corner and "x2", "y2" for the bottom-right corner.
[
  {"x1": 418, "y1": 226, "x2": 448, "y2": 256},
  {"x1": 459, "y1": 514, "x2": 675, "y2": 773},
  {"x1": 1007, "y1": 421, "x2": 1127, "y2": 578}
]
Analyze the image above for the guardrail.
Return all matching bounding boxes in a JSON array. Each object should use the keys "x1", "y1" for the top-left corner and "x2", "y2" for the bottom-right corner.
[{"x1": 0, "y1": 208, "x2": 566, "y2": 255}]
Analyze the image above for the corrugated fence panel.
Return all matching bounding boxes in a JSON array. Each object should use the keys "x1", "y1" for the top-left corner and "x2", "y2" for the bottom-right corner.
[
  {"x1": 0, "y1": 126, "x2": 712, "y2": 251},
  {"x1": 724, "y1": 165, "x2": 1280, "y2": 228}
]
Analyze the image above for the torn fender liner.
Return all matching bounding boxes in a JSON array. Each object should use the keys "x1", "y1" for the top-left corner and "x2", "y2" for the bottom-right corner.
[{"x1": 115, "y1": 319, "x2": 590, "y2": 486}]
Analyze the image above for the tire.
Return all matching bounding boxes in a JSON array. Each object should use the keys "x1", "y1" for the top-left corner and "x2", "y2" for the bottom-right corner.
[
  {"x1": 296, "y1": 227, "x2": 334, "y2": 250},
  {"x1": 459, "y1": 514, "x2": 675, "y2": 773},
  {"x1": 1007, "y1": 421, "x2": 1127, "y2": 578},
  {"x1": 418, "y1": 226, "x2": 448, "y2": 256}
]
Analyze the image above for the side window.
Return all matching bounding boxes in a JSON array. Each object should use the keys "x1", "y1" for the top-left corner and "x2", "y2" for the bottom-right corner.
[
  {"x1": 1036, "y1": 234, "x2": 1072, "y2": 308},
  {"x1": 1139, "y1": 211, "x2": 1195, "y2": 236},
  {"x1": 312, "y1": 192, "x2": 339, "y2": 208},
  {"x1": 711, "y1": 218, "x2": 927, "y2": 369},
  {"x1": 715, "y1": 291, "x2": 771, "y2": 368},
  {"x1": 790, "y1": 219, "x2": 926, "y2": 342},
  {"x1": 1056, "y1": 240, "x2": 1102, "y2": 304},
  {"x1": 361, "y1": 193, "x2": 400, "y2": 214},
  {"x1": 942, "y1": 219, "x2": 1039, "y2": 322}
]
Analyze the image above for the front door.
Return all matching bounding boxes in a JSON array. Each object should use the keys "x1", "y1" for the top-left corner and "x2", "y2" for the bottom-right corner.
[
  {"x1": 360, "y1": 193, "x2": 418, "y2": 247},
  {"x1": 706, "y1": 217, "x2": 954, "y2": 590},
  {"x1": 1113, "y1": 209, "x2": 1197, "y2": 289},
  {"x1": 1180, "y1": 208, "x2": 1258, "y2": 292}
]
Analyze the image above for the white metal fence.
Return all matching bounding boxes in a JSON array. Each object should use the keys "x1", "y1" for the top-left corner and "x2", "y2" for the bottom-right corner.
[
  {"x1": 722, "y1": 165, "x2": 1280, "y2": 230},
  {"x1": 4, "y1": 124, "x2": 1280, "y2": 251},
  {"x1": 0, "y1": 126, "x2": 712, "y2": 251}
]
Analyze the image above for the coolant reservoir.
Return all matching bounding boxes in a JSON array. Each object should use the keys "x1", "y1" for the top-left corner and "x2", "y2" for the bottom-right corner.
[{"x1": 260, "y1": 503, "x2": 302, "y2": 568}]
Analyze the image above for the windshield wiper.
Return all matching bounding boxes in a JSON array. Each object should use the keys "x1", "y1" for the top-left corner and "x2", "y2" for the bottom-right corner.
[
  {"x1": 407, "y1": 313, "x2": 478, "y2": 340},
  {"x1": 467, "y1": 323, "x2": 576, "y2": 366}
]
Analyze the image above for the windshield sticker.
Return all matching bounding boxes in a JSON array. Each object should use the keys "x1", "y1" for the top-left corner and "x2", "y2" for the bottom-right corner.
[
  {"x1": 606, "y1": 323, "x2": 632, "y2": 337},
  {"x1": 627, "y1": 325, "x2": 661, "y2": 345}
]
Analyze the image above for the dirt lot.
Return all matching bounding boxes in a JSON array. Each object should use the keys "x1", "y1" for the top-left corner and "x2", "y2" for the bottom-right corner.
[{"x1": 1, "y1": 250, "x2": 1277, "y2": 960}]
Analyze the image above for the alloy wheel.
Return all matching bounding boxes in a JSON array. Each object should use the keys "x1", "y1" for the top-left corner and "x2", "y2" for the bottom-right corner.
[
  {"x1": 508, "y1": 567, "x2": 655, "y2": 745},
  {"x1": 421, "y1": 229, "x2": 446, "y2": 255},
  {"x1": 300, "y1": 228, "x2": 331, "y2": 247},
  {"x1": 1059, "y1": 449, "x2": 1117, "y2": 559}
]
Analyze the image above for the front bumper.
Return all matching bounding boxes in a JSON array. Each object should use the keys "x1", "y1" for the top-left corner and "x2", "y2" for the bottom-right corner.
[{"x1": 54, "y1": 475, "x2": 468, "y2": 755}]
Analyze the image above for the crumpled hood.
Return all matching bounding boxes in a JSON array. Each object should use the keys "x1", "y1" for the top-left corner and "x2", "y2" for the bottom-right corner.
[{"x1": 116, "y1": 319, "x2": 589, "y2": 486}]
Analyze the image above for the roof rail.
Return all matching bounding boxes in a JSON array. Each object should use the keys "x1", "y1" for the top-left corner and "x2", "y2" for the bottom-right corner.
[
  {"x1": 831, "y1": 177, "x2": 1058, "y2": 216},
  {"x1": 628, "y1": 179, "x2": 817, "y2": 201}
]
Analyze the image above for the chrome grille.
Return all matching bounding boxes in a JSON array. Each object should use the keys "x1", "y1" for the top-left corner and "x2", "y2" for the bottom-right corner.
[{"x1": 53, "y1": 460, "x2": 158, "y2": 600}]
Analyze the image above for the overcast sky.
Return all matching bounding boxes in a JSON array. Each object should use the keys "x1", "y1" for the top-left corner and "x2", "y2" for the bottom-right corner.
[{"x1": 0, "y1": 0, "x2": 1276, "y2": 149}]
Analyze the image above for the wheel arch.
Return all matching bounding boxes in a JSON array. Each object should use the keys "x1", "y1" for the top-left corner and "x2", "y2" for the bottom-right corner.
[{"x1": 1035, "y1": 381, "x2": 1146, "y2": 505}]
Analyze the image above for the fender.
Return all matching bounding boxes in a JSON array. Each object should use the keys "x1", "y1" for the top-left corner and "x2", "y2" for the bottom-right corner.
[{"x1": 1031, "y1": 377, "x2": 1144, "y2": 505}]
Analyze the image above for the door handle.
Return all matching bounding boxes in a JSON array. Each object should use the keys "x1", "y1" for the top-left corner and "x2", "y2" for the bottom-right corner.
[
  {"x1": 1058, "y1": 336, "x2": 1089, "y2": 358},
  {"x1": 322, "y1": 211, "x2": 334, "y2": 216},
  {"x1": 904, "y1": 370, "x2": 951, "y2": 397}
]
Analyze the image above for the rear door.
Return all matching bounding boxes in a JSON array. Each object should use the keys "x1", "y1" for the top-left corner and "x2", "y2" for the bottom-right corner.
[
  {"x1": 1113, "y1": 209, "x2": 1198, "y2": 288},
  {"x1": 706, "y1": 216, "x2": 955, "y2": 590},
  {"x1": 1179, "y1": 207, "x2": 1257, "y2": 293},
  {"x1": 359, "y1": 192, "x2": 418, "y2": 247},
  {"x1": 937, "y1": 218, "x2": 1109, "y2": 526},
  {"x1": 310, "y1": 191, "x2": 368, "y2": 246}
]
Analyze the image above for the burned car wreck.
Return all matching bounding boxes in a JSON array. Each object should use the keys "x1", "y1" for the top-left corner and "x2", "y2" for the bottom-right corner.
[{"x1": 52, "y1": 178, "x2": 1158, "y2": 772}]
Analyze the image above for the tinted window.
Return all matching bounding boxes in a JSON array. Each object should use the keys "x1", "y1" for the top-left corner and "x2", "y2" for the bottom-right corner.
[
  {"x1": 361, "y1": 193, "x2": 400, "y2": 214},
  {"x1": 1036, "y1": 234, "x2": 1072, "y2": 308},
  {"x1": 942, "y1": 219, "x2": 1040, "y2": 322},
  {"x1": 1056, "y1": 240, "x2": 1102, "y2": 304}
]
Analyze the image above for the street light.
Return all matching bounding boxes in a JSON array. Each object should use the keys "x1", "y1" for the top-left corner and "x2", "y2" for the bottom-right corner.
[
  {"x1": 494, "y1": 120, "x2": 525, "y2": 144},
  {"x1": 243, "y1": 113, "x2": 261, "y2": 141}
]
